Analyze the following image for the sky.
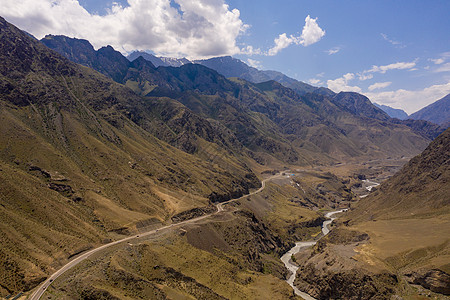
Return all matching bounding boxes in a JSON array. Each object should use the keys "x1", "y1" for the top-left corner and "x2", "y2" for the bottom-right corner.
[{"x1": 1, "y1": 0, "x2": 449, "y2": 114}]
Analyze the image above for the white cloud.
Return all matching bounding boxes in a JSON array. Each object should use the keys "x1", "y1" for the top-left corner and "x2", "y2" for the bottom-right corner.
[
  {"x1": 308, "y1": 78, "x2": 322, "y2": 85},
  {"x1": 356, "y1": 60, "x2": 417, "y2": 81},
  {"x1": 366, "y1": 60, "x2": 417, "y2": 74},
  {"x1": 381, "y1": 33, "x2": 405, "y2": 48},
  {"x1": 434, "y1": 63, "x2": 450, "y2": 73},
  {"x1": 268, "y1": 33, "x2": 295, "y2": 56},
  {"x1": 240, "y1": 45, "x2": 261, "y2": 55},
  {"x1": 428, "y1": 52, "x2": 450, "y2": 72},
  {"x1": 327, "y1": 73, "x2": 362, "y2": 93},
  {"x1": 298, "y1": 15, "x2": 325, "y2": 46},
  {"x1": 326, "y1": 47, "x2": 340, "y2": 55},
  {"x1": 429, "y1": 58, "x2": 445, "y2": 65},
  {"x1": 368, "y1": 82, "x2": 392, "y2": 91},
  {"x1": 365, "y1": 82, "x2": 450, "y2": 114},
  {"x1": 429, "y1": 52, "x2": 450, "y2": 65},
  {"x1": 359, "y1": 74, "x2": 373, "y2": 81},
  {"x1": 0, "y1": 0, "x2": 249, "y2": 59},
  {"x1": 247, "y1": 58, "x2": 262, "y2": 69},
  {"x1": 267, "y1": 15, "x2": 325, "y2": 56}
]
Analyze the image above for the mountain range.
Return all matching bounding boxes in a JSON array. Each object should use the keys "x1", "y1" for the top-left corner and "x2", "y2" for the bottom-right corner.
[
  {"x1": 292, "y1": 128, "x2": 450, "y2": 298},
  {"x1": 1, "y1": 16, "x2": 449, "y2": 298},
  {"x1": 127, "y1": 50, "x2": 450, "y2": 130},
  {"x1": 41, "y1": 35, "x2": 444, "y2": 159}
]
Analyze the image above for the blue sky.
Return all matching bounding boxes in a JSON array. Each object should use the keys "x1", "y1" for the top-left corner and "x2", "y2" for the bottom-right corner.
[{"x1": 1, "y1": 0, "x2": 449, "y2": 113}]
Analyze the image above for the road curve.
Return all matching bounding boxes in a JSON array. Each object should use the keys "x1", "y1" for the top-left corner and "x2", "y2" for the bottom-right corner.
[{"x1": 29, "y1": 172, "x2": 282, "y2": 300}]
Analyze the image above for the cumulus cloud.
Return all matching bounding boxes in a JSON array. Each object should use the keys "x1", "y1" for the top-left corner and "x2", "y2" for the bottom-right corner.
[
  {"x1": 365, "y1": 82, "x2": 450, "y2": 114},
  {"x1": 368, "y1": 82, "x2": 392, "y2": 91},
  {"x1": 240, "y1": 45, "x2": 262, "y2": 55},
  {"x1": 0, "y1": 0, "x2": 248, "y2": 59},
  {"x1": 268, "y1": 33, "x2": 295, "y2": 56},
  {"x1": 327, "y1": 73, "x2": 362, "y2": 93},
  {"x1": 247, "y1": 58, "x2": 262, "y2": 69},
  {"x1": 267, "y1": 15, "x2": 325, "y2": 56},
  {"x1": 299, "y1": 15, "x2": 325, "y2": 46}
]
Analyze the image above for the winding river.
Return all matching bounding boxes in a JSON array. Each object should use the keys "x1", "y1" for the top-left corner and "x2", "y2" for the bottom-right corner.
[
  {"x1": 281, "y1": 209, "x2": 347, "y2": 299},
  {"x1": 281, "y1": 180, "x2": 380, "y2": 298}
]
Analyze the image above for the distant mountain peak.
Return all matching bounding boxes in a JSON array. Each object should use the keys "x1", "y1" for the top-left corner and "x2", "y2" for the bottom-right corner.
[
  {"x1": 332, "y1": 92, "x2": 390, "y2": 121},
  {"x1": 409, "y1": 94, "x2": 450, "y2": 127},
  {"x1": 127, "y1": 50, "x2": 191, "y2": 67},
  {"x1": 373, "y1": 103, "x2": 408, "y2": 120}
]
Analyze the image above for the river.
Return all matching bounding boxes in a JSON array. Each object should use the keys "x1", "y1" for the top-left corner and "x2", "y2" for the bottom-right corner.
[
  {"x1": 281, "y1": 209, "x2": 347, "y2": 299},
  {"x1": 359, "y1": 179, "x2": 380, "y2": 198},
  {"x1": 281, "y1": 179, "x2": 380, "y2": 298}
]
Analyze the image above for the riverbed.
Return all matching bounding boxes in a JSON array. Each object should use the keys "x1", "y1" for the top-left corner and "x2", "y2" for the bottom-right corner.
[
  {"x1": 281, "y1": 179, "x2": 380, "y2": 298},
  {"x1": 280, "y1": 209, "x2": 347, "y2": 299}
]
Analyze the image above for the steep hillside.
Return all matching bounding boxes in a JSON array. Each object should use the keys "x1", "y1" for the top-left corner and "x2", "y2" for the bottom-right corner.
[
  {"x1": 41, "y1": 36, "x2": 434, "y2": 163},
  {"x1": 41, "y1": 35, "x2": 130, "y2": 82},
  {"x1": 331, "y1": 92, "x2": 390, "y2": 121},
  {"x1": 0, "y1": 16, "x2": 262, "y2": 294},
  {"x1": 348, "y1": 128, "x2": 450, "y2": 221},
  {"x1": 293, "y1": 129, "x2": 450, "y2": 298},
  {"x1": 410, "y1": 94, "x2": 450, "y2": 127}
]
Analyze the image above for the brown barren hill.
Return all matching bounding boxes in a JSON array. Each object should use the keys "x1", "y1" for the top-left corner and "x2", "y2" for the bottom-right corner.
[{"x1": 348, "y1": 127, "x2": 450, "y2": 221}]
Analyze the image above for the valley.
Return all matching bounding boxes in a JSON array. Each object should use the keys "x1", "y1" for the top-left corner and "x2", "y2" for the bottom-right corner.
[{"x1": 0, "y1": 15, "x2": 448, "y2": 300}]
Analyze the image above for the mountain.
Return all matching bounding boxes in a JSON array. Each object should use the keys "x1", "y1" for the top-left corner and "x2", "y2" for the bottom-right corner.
[
  {"x1": 194, "y1": 56, "x2": 270, "y2": 82},
  {"x1": 2, "y1": 16, "x2": 447, "y2": 299},
  {"x1": 390, "y1": 118, "x2": 445, "y2": 141},
  {"x1": 293, "y1": 129, "x2": 450, "y2": 298},
  {"x1": 373, "y1": 103, "x2": 409, "y2": 120},
  {"x1": 193, "y1": 56, "x2": 443, "y2": 139},
  {"x1": 195, "y1": 56, "x2": 335, "y2": 96},
  {"x1": 331, "y1": 92, "x2": 390, "y2": 121},
  {"x1": 41, "y1": 35, "x2": 131, "y2": 82},
  {"x1": 160, "y1": 56, "x2": 191, "y2": 67},
  {"x1": 41, "y1": 38, "x2": 443, "y2": 145},
  {"x1": 127, "y1": 50, "x2": 190, "y2": 67},
  {"x1": 350, "y1": 127, "x2": 450, "y2": 220},
  {"x1": 345, "y1": 128, "x2": 450, "y2": 294},
  {"x1": 409, "y1": 94, "x2": 450, "y2": 128},
  {"x1": 0, "y1": 16, "x2": 269, "y2": 294},
  {"x1": 127, "y1": 50, "x2": 168, "y2": 67},
  {"x1": 41, "y1": 36, "x2": 435, "y2": 163}
]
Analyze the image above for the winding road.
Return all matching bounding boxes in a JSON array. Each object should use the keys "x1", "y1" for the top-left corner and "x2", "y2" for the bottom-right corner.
[{"x1": 29, "y1": 172, "x2": 282, "y2": 300}]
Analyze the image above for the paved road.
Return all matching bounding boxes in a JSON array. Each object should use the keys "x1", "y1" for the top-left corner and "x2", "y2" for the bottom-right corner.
[{"x1": 29, "y1": 173, "x2": 282, "y2": 300}]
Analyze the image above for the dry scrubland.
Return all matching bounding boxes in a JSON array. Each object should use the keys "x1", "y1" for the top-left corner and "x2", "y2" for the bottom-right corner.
[
  {"x1": 0, "y1": 16, "x2": 448, "y2": 299},
  {"x1": 293, "y1": 129, "x2": 450, "y2": 299}
]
